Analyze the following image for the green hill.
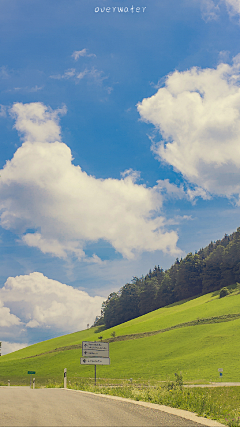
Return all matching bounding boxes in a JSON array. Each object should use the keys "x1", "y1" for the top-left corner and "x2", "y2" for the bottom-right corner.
[
  {"x1": 98, "y1": 227, "x2": 240, "y2": 330},
  {"x1": 1, "y1": 284, "x2": 240, "y2": 386}
]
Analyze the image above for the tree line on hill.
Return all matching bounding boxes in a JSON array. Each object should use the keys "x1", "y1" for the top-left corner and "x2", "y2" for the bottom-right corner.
[{"x1": 94, "y1": 227, "x2": 240, "y2": 329}]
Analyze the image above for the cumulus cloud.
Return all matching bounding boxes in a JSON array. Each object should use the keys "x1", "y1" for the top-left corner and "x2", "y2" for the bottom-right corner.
[
  {"x1": 0, "y1": 272, "x2": 104, "y2": 334},
  {"x1": 72, "y1": 49, "x2": 96, "y2": 60},
  {"x1": 137, "y1": 55, "x2": 240, "y2": 200},
  {"x1": 10, "y1": 101, "x2": 66, "y2": 143},
  {"x1": 0, "y1": 298, "x2": 21, "y2": 327},
  {"x1": 0, "y1": 102, "x2": 179, "y2": 260},
  {"x1": 0, "y1": 272, "x2": 105, "y2": 353}
]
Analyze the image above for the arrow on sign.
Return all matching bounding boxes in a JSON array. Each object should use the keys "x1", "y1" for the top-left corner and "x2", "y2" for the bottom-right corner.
[{"x1": 80, "y1": 357, "x2": 110, "y2": 365}]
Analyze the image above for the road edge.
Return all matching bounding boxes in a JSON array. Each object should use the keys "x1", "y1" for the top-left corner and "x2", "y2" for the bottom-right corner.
[{"x1": 62, "y1": 388, "x2": 226, "y2": 427}]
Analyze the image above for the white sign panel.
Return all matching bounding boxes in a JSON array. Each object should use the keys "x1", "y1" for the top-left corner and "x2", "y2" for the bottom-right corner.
[
  {"x1": 82, "y1": 341, "x2": 109, "y2": 352},
  {"x1": 218, "y1": 368, "x2": 223, "y2": 372},
  {"x1": 82, "y1": 349, "x2": 109, "y2": 357},
  {"x1": 80, "y1": 357, "x2": 110, "y2": 365}
]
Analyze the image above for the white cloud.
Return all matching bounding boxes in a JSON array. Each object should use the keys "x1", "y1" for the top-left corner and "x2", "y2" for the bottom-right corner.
[
  {"x1": 6, "y1": 86, "x2": 44, "y2": 93},
  {"x1": 137, "y1": 55, "x2": 240, "y2": 200},
  {"x1": 224, "y1": 0, "x2": 240, "y2": 15},
  {"x1": 72, "y1": 49, "x2": 96, "y2": 60},
  {"x1": 10, "y1": 101, "x2": 66, "y2": 143},
  {"x1": 0, "y1": 66, "x2": 9, "y2": 79},
  {"x1": 0, "y1": 272, "x2": 104, "y2": 334},
  {"x1": 200, "y1": 0, "x2": 240, "y2": 19},
  {"x1": 50, "y1": 67, "x2": 108, "y2": 86},
  {"x1": 0, "y1": 104, "x2": 7, "y2": 117},
  {"x1": 0, "y1": 272, "x2": 105, "y2": 353},
  {"x1": 0, "y1": 102, "x2": 179, "y2": 260},
  {"x1": 156, "y1": 179, "x2": 186, "y2": 200},
  {"x1": 86, "y1": 67, "x2": 108, "y2": 85},
  {"x1": 50, "y1": 68, "x2": 76, "y2": 80},
  {"x1": 76, "y1": 69, "x2": 88, "y2": 80},
  {"x1": 1, "y1": 341, "x2": 28, "y2": 356},
  {"x1": 29, "y1": 85, "x2": 44, "y2": 92},
  {"x1": 200, "y1": 0, "x2": 220, "y2": 21},
  {"x1": 0, "y1": 299, "x2": 21, "y2": 327}
]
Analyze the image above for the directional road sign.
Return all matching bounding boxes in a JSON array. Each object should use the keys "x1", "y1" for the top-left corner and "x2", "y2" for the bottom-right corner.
[
  {"x1": 80, "y1": 357, "x2": 110, "y2": 365},
  {"x1": 82, "y1": 341, "x2": 109, "y2": 352},
  {"x1": 28, "y1": 371, "x2": 36, "y2": 374},
  {"x1": 82, "y1": 349, "x2": 109, "y2": 357}
]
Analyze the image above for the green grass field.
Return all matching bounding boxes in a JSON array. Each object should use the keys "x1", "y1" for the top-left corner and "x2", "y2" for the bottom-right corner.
[{"x1": 0, "y1": 285, "x2": 240, "y2": 386}]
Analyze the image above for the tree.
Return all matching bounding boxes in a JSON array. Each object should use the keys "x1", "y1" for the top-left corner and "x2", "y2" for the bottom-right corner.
[
  {"x1": 202, "y1": 245, "x2": 224, "y2": 293},
  {"x1": 138, "y1": 277, "x2": 159, "y2": 315},
  {"x1": 119, "y1": 283, "x2": 140, "y2": 323},
  {"x1": 174, "y1": 253, "x2": 202, "y2": 300}
]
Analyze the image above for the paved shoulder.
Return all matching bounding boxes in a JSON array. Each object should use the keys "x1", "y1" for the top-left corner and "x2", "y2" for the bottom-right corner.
[
  {"x1": 0, "y1": 387, "x2": 226, "y2": 427},
  {"x1": 66, "y1": 389, "x2": 226, "y2": 427}
]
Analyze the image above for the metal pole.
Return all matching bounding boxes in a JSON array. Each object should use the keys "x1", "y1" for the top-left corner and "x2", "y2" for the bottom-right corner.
[
  {"x1": 30, "y1": 374, "x2": 32, "y2": 389},
  {"x1": 95, "y1": 365, "x2": 96, "y2": 386},
  {"x1": 33, "y1": 378, "x2": 35, "y2": 389}
]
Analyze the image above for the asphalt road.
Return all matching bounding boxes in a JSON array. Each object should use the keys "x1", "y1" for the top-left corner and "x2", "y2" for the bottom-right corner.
[{"x1": 0, "y1": 387, "x2": 225, "y2": 427}]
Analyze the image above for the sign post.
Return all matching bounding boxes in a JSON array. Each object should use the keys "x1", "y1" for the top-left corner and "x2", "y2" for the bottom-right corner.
[
  {"x1": 64, "y1": 368, "x2": 67, "y2": 389},
  {"x1": 28, "y1": 371, "x2": 36, "y2": 389},
  {"x1": 81, "y1": 342, "x2": 110, "y2": 385},
  {"x1": 218, "y1": 368, "x2": 223, "y2": 381}
]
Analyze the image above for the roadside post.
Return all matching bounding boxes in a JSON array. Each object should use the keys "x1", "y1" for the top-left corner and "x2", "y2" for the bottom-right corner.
[
  {"x1": 28, "y1": 371, "x2": 36, "y2": 389},
  {"x1": 64, "y1": 368, "x2": 67, "y2": 388},
  {"x1": 33, "y1": 378, "x2": 35, "y2": 389},
  {"x1": 8, "y1": 380, "x2": 10, "y2": 387},
  {"x1": 218, "y1": 368, "x2": 223, "y2": 381},
  {"x1": 81, "y1": 341, "x2": 110, "y2": 385}
]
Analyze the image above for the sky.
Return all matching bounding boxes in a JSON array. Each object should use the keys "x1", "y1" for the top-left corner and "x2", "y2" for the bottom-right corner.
[{"x1": 1, "y1": 0, "x2": 240, "y2": 354}]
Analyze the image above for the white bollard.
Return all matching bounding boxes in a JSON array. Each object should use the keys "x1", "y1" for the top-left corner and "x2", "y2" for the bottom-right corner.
[
  {"x1": 8, "y1": 380, "x2": 10, "y2": 387},
  {"x1": 33, "y1": 378, "x2": 35, "y2": 389},
  {"x1": 64, "y1": 368, "x2": 67, "y2": 389}
]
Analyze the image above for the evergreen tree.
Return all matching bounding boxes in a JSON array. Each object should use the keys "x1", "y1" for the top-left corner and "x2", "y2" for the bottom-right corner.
[{"x1": 202, "y1": 245, "x2": 224, "y2": 293}]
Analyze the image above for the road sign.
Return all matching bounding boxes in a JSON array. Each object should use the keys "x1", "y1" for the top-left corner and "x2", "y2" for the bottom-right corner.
[
  {"x1": 28, "y1": 371, "x2": 36, "y2": 374},
  {"x1": 82, "y1": 341, "x2": 109, "y2": 352},
  {"x1": 80, "y1": 357, "x2": 110, "y2": 365},
  {"x1": 82, "y1": 349, "x2": 109, "y2": 357},
  {"x1": 218, "y1": 368, "x2": 223, "y2": 372}
]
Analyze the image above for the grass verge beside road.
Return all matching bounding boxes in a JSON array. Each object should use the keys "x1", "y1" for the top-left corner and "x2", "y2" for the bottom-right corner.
[{"x1": 66, "y1": 379, "x2": 239, "y2": 427}]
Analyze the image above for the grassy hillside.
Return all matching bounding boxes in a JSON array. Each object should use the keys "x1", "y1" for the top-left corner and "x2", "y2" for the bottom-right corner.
[{"x1": 1, "y1": 285, "x2": 240, "y2": 386}]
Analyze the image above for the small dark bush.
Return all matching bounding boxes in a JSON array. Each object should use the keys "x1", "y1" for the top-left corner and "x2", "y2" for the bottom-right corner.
[
  {"x1": 219, "y1": 287, "x2": 229, "y2": 298},
  {"x1": 166, "y1": 373, "x2": 183, "y2": 390}
]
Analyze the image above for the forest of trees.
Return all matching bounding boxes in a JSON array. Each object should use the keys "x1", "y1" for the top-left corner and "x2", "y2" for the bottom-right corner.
[{"x1": 94, "y1": 227, "x2": 240, "y2": 329}]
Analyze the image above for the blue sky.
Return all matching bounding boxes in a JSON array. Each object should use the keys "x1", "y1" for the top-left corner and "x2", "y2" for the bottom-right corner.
[{"x1": 1, "y1": 0, "x2": 240, "y2": 354}]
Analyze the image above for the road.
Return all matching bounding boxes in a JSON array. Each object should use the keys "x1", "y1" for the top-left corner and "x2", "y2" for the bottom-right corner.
[{"x1": 0, "y1": 387, "x2": 225, "y2": 427}]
